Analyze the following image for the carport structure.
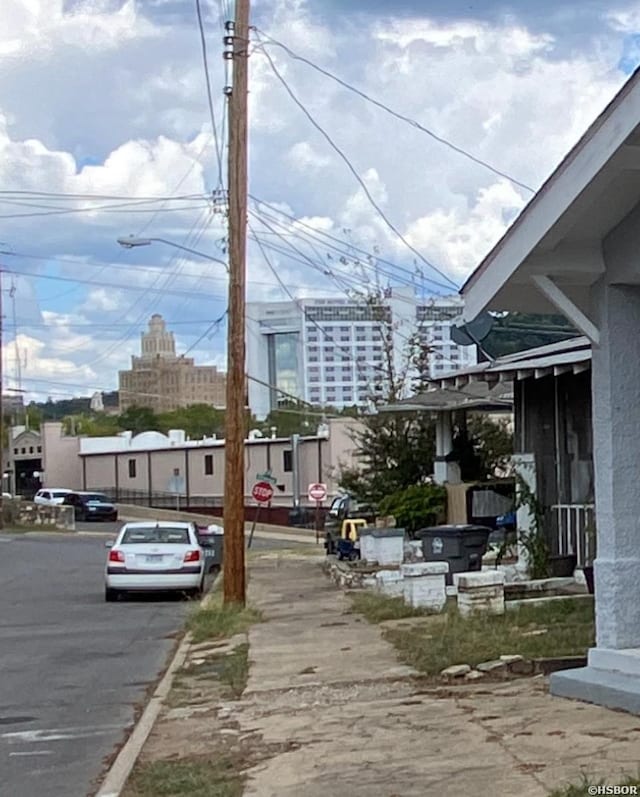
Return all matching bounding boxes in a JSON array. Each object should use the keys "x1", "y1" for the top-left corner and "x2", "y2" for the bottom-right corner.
[{"x1": 462, "y1": 68, "x2": 640, "y2": 711}]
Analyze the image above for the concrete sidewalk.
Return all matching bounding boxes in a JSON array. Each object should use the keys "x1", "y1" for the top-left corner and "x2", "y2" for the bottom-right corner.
[{"x1": 233, "y1": 553, "x2": 640, "y2": 797}]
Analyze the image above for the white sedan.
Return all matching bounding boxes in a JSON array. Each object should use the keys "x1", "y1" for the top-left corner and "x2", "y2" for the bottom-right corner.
[
  {"x1": 34, "y1": 488, "x2": 73, "y2": 505},
  {"x1": 105, "y1": 521, "x2": 213, "y2": 602}
]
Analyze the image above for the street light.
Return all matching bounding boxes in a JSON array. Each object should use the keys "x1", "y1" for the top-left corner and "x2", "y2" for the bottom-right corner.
[{"x1": 117, "y1": 236, "x2": 228, "y2": 271}]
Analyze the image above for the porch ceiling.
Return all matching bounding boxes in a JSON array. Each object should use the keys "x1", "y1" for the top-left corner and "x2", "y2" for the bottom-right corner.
[{"x1": 462, "y1": 68, "x2": 640, "y2": 323}]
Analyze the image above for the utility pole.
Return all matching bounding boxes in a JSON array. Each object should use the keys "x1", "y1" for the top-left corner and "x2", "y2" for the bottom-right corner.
[{"x1": 223, "y1": 0, "x2": 250, "y2": 605}]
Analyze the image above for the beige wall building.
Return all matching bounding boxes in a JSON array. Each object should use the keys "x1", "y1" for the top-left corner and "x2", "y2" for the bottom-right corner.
[
  {"x1": 118, "y1": 314, "x2": 226, "y2": 413},
  {"x1": 31, "y1": 417, "x2": 362, "y2": 509},
  {"x1": 73, "y1": 418, "x2": 361, "y2": 507}
]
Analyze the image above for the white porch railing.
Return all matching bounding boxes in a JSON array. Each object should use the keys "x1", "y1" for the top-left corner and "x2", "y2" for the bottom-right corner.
[{"x1": 552, "y1": 504, "x2": 595, "y2": 568}]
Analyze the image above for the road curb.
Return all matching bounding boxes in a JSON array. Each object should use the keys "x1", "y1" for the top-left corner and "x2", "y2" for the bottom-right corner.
[{"x1": 94, "y1": 628, "x2": 194, "y2": 797}]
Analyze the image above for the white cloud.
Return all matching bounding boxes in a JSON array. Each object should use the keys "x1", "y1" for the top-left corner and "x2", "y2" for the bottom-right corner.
[{"x1": 0, "y1": 0, "x2": 636, "y2": 398}]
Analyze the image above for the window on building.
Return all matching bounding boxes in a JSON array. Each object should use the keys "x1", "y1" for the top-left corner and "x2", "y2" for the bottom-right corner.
[
  {"x1": 128, "y1": 459, "x2": 137, "y2": 478},
  {"x1": 204, "y1": 454, "x2": 214, "y2": 476},
  {"x1": 326, "y1": 376, "x2": 335, "y2": 382},
  {"x1": 283, "y1": 450, "x2": 292, "y2": 472},
  {"x1": 29, "y1": 446, "x2": 34, "y2": 454},
  {"x1": 326, "y1": 366, "x2": 335, "y2": 373},
  {"x1": 21, "y1": 448, "x2": 25, "y2": 455},
  {"x1": 13, "y1": 448, "x2": 18, "y2": 455}
]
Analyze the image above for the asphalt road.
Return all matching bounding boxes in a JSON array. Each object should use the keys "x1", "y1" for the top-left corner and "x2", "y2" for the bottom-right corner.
[
  {"x1": 0, "y1": 525, "x2": 310, "y2": 797},
  {"x1": 0, "y1": 531, "x2": 194, "y2": 797}
]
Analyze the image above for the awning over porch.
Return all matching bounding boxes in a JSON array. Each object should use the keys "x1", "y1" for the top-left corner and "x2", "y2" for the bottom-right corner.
[{"x1": 436, "y1": 336, "x2": 591, "y2": 387}]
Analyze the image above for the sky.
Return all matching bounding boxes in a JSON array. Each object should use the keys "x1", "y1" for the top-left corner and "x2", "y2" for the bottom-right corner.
[{"x1": 1, "y1": 0, "x2": 640, "y2": 403}]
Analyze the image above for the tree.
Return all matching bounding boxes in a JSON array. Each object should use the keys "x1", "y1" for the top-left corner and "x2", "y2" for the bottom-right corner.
[
  {"x1": 337, "y1": 287, "x2": 437, "y2": 503},
  {"x1": 118, "y1": 406, "x2": 160, "y2": 435},
  {"x1": 157, "y1": 404, "x2": 225, "y2": 439}
]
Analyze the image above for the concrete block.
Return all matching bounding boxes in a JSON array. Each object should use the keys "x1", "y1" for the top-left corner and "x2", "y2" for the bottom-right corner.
[
  {"x1": 375, "y1": 570, "x2": 404, "y2": 599},
  {"x1": 457, "y1": 569, "x2": 505, "y2": 617},
  {"x1": 401, "y1": 561, "x2": 449, "y2": 578},
  {"x1": 403, "y1": 573, "x2": 446, "y2": 612},
  {"x1": 550, "y1": 666, "x2": 640, "y2": 715},
  {"x1": 465, "y1": 670, "x2": 485, "y2": 681},
  {"x1": 500, "y1": 654, "x2": 524, "y2": 664},
  {"x1": 359, "y1": 534, "x2": 376, "y2": 563},
  {"x1": 456, "y1": 570, "x2": 505, "y2": 589},
  {"x1": 589, "y1": 647, "x2": 640, "y2": 677},
  {"x1": 360, "y1": 529, "x2": 405, "y2": 566}
]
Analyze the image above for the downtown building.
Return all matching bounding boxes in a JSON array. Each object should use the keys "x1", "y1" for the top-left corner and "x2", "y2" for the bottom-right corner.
[
  {"x1": 118, "y1": 315, "x2": 227, "y2": 413},
  {"x1": 246, "y1": 288, "x2": 477, "y2": 419}
]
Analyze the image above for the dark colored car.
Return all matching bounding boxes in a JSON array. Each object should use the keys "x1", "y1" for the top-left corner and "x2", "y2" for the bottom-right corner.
[{"x1": 63, "y1": 491, "x2": 118, "y2": 522}]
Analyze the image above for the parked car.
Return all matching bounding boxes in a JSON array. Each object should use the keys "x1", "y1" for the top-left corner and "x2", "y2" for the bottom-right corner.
[
  {"x1": 34, "y1": 488, "x2": 73, "y2": 506},
  {"x1": 104, "y1": 521, "x2": 216, "y2": 602},
  {"x1": 62, "y1": 491, "x2": 118, "y2": 522}
]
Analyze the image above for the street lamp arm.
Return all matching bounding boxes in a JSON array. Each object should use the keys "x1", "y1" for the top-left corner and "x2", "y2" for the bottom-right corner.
[{"x1": 117, "y1": 236, "x2": 228, "y2": 270}]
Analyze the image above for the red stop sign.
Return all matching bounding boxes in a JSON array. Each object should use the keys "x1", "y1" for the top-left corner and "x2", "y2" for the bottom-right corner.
[{"x1": 251, "y1": 481, "x2": 273, "y2": 504}]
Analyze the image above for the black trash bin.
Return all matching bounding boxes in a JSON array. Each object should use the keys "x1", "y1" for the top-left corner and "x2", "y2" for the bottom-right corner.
[{"x1": 415, "y1": 524, "x2": 492, "y2": 584}]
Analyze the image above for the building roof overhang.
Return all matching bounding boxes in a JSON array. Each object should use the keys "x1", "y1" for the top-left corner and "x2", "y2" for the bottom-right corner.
[
  {"x1": 461, "y1": 68, "x2": 640, "y2": 335},
  {"x1": 382, "y1": 337, "x2": 590, "y2": 414}
]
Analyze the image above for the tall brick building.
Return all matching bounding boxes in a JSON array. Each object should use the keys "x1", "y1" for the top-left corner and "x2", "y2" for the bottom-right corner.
[{"x1": 118, "y1": 315, "x2": 226, "y2": 412}]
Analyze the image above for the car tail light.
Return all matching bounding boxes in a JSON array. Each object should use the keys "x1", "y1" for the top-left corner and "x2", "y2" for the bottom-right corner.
[
  {"x1": 184, "y1": 550, "x2": 201, "y2": 563},
  {"x1": 109, "y1": 549, "x2": 125, "y2": 563}
]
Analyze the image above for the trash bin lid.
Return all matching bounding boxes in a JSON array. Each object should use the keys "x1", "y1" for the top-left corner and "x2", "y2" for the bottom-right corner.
[{"x1": 415, "y1": 524, "x2": 492, "y2": 536}]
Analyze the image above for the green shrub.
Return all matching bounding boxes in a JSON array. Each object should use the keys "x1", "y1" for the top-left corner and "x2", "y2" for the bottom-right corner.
[{"x1": 378, "y1": 483, "x2": 447, "y2": 534}]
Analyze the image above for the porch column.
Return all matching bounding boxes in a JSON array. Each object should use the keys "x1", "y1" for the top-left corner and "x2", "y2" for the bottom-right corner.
[
  {"x1": 552, "y1": 280, "x2": 640, "y2": 711},
  {"x1": 433, "y1": 411, "x2": 460, "y2": 485},
  {"x1": 590, "y1": 282, "x2": 640, "y2": 650}
]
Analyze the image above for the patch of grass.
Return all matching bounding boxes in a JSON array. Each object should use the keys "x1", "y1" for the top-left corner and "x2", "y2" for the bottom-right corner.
[
  {"x1": 218, "y1": 643, "x2": 249, "y2": 697},
  {"x1": 187, "y1": 594, "x2": 262, "y2": 644},
  {"x1": 379, "y1": 597, "x2": 594, "y2": 675},
  {"x1": 350, "y1": 591, "x2": 433, "y2": 623},
  {"x1": 186, "y1": 644, "x2": 250, "y2": 698},
  {"x1": 549, "y1": 773, "x2": 640, "y2": 796},
  {"x1": 124, "y1": 757, "x2": 243, "y2": 797}
]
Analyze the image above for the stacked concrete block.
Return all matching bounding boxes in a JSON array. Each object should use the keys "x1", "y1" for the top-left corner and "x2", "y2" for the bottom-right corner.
[
  {"x1": 359, "y1": 528, "x2": 405, "y2": 566},
  {"x1": 456, "y1": 570, "x2": 505, "y2": 617},
  {"x1": 375, "y1": 569, "x2": 404, "y2": 598},
  {"x1": 401, "y1": 561, "x2": 449, "y2": 611}
]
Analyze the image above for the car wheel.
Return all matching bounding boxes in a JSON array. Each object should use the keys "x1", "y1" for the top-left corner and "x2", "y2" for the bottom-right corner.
[{"x1": 105, "y1": 587, "x2": 119, "y2": 602}]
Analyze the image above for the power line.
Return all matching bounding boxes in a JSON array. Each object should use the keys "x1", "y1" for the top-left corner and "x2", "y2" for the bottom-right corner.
[
  {"x1": 253, "y1": 30, "x2": 535, "y2": 194},
  {"x1": 254, "y1": 38, "x2": 459, "y2": 291},
  {"x1": 182, "y1": 309, "x2": 228, "y2": 355},
  {"x1": 196, "y1": 0, "x2": 225, "y2": 188},
  {"x1": 0, "y1": 190, "x2": 206, "y2": 201},
  {"x1": 249, "y1": 200, "x2": 453, "y2": 293},
  {"x1": 0, "y1": 202, "x2": 211, "y2": 220},
  {"x1": 3, "y1": 267, "x2": 228, "y2": 301}
]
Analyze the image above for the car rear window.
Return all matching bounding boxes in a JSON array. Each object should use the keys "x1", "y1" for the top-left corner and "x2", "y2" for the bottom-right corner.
[
  {"x1": 84, "y1": 494, "x2": 109, "y2": 502},
  {"x1": 121, "y1": 527, "x2": 191, "y2": 544},
  {"x1": 52, "y1": 491, "x2": 69, "y2": 498}
]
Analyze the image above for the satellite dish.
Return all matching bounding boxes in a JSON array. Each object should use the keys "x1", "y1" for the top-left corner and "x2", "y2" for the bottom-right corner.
[{"x1": 451, "y1": 312, "x2": 494, "y2": 345}]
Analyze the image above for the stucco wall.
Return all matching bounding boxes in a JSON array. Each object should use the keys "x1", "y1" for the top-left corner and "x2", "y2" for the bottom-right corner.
[{"x1": 42, "y1": 423, "x2": 82, "y2": 489}]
